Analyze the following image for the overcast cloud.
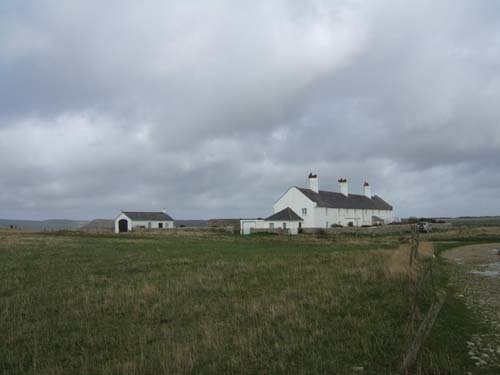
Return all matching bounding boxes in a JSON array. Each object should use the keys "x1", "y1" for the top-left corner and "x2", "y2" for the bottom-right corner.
[{"x1": 1, "y1": 0, "x2": 500, "y2": 220}]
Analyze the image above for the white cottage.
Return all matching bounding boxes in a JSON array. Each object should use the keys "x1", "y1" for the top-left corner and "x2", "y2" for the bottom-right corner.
[
  {"x1": 114, "y1": 211, "x2": 174, "y2": 233},
  {"x1": 273, "y1": 174, "x2": 393, "y2": 228},
  {"x1": 240, "y1": 207, "x2": 304, "y2": 235}
]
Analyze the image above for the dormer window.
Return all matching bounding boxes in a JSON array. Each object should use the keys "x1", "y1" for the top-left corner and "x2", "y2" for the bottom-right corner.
[{"x1": 301, "y1": 208, "x2": 307, "y2": 215}]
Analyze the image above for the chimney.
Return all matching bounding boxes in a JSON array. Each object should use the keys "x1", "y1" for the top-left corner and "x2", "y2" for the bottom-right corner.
[
  {"x1": 338, "y1": 178, "x2": 348, "y2": 196},
  {"x1": 363, "y1": 182, "x2": 371, "y2": 198},
  {"x1": 308, "y1": 173, "x2": 319, "y2": 193}
]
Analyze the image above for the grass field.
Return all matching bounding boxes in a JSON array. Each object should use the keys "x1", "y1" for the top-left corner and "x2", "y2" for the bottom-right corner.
[
  {"x1": 1, "y1": 229, "x2": 496, "y2": 374},
  {"x1": 0, "y1": 231, "x2": 417, "y2": 374}
]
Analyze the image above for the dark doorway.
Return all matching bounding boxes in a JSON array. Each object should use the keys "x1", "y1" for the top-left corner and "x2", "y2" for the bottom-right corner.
[
  {"x1": 159, "y1": 223, "x2": 163, "y2": 229},
  {"x1": 118, "y1": 219, "x2": 128, "y2": 233}
]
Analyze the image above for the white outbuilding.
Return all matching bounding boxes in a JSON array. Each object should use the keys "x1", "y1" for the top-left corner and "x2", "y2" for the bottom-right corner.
[
  {"x1": 114, "y1": 211, "x2": 174, "y2": 233},
  {"x1": 240, "y1": 207, "x2": 304, "y2": 235}
]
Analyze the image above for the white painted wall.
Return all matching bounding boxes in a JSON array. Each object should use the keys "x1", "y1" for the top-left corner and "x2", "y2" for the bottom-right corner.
[
  {"x1": 266, "y1": 220, "x2": 302, "y2": 235},
  {"x1": 114, "y1": 213, "x2": 174, "y2": 233},
  {"x1": 240, "y1": 219, "x2": 302, "y2": 235},
  {"x1": 374, "y1": 209, "x2": 393, "y2": 224},
  {"x1": 273, "y1": 187, "x2": 316, "y2": 228},
  {"x1": 241, "y1": 220, "x2": 258, "y2": 235},
  {"x1": 315, "y1": 207, "x2": 394, "y2": 227}
]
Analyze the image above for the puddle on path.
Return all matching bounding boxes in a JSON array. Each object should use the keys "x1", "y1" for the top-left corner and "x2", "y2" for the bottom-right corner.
[{"x1": 470, "y1": 262, "x2": 500, "y2": 277}]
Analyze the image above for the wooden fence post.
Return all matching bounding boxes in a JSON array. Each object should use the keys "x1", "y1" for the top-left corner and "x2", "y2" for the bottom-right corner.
[{"x1": 402, "y1": 293, "x2": 446, "y2": 372}]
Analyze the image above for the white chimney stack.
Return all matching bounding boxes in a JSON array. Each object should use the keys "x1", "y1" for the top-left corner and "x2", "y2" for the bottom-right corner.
[
  {"x1": 309, "y1": 173, "x2": 319, "y2": 193},
  {"x1": 338, "y1": 178, "x2": 348, "y2": 196},
  {"x1": 364, "y1": 182, "x2": 371, "y2": 198}
]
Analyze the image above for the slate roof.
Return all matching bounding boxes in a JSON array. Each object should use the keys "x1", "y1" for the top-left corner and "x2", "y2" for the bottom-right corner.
[
  {"x1": 265, "y1": 207, "x2": 303, "y2": 221},
  {"x1": 296, "y1": 188, "x2": 393, "y2": 211},
  {"x1": 122, "y1": 211, "x2": 174, "y2": 221}
]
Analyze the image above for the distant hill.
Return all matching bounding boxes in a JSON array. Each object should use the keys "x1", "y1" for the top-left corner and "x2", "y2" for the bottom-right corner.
[
  {"x1": 175, "y1": 220, "x2": 208, "y2": 228},
  {"x1": 81, "y1": 219, "x2": 114, "y2": 232},
  {"x1": 436, "y1": 216, "x2": 500, "y2": 226},
  {"x1": 0, "y1": 219, "x2": 88, "y2": 230}
]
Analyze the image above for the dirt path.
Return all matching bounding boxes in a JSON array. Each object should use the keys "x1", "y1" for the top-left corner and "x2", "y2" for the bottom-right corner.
[{"x1": 442, "y1": 244, "x2": 500, "y2": 370}]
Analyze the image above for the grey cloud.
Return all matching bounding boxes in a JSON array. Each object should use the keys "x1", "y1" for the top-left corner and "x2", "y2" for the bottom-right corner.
[{"x1": 1, "y1": 0, "x2": 500, "y2": 220}]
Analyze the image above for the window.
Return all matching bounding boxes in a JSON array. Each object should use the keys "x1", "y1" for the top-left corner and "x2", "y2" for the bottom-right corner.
[
  {"x1": 269, "y1": 223, "x2": 274, "y2": 229},
  {"x1": 148, "y1": 222, "x2": 152, "y2": 229},
  {"x1": 158, "y1": 223, "x2": 163, "y2": 229},
  {"x1": 283, "y1": 223, "x2": 287, "y2": 229},
  {"x1": 165, "y1": 222, "x2": 169, "y2": 228},
  {"x1": 301, "y1": 208, "x2": 307, "y2": 215},
  {"x1": 325, "y1": 221, "x2": 329, "y2": 228}
]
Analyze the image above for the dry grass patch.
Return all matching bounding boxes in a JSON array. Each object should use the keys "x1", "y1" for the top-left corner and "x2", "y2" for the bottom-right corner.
[{"x1": 384, "y1": 242, "x2": 435, "y2": 280}]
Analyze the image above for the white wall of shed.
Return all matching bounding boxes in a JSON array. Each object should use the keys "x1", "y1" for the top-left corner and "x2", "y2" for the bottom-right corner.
[
  {"x1": 114, "y1": 213, "x2": 174, "y2": 233},
  {"x1": 240, "y1": 220, "x2": 266, "y2": 235},
  {"x1": 240, "y1": 219, "x2": 302, "y2": 235},
  {"x1": 265, "y1": 220, "x2": 302, "y2": 235},
  {"x1": 130, "y1": 220, "x2": 174, "y2": 229}
]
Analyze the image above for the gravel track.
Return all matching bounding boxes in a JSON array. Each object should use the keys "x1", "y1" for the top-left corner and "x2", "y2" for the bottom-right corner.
[{"x1": 442, "y1": 244, "x2": 500, "y2": 371}]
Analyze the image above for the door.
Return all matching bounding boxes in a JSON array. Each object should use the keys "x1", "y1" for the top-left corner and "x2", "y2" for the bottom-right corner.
[
  {"x1": 242, "y1": 221, "x2": 256, "y2": 235},
  {"x1": 118, "y1": 219, "x2": 128, "y2": 233}
]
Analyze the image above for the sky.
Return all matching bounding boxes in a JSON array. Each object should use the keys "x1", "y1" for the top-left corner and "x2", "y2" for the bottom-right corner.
[{"x1": 1, "y1": 0, "x2": 500, "y2": 220}]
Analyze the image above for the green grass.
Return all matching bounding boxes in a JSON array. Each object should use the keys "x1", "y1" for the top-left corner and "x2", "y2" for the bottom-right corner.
[{"x1": 0, "y1": 231, "x2": 412, "y2": 374}]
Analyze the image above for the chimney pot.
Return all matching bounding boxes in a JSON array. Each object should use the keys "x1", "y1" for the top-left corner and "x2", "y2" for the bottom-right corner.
[
  {"x1": 338, "y1": 178, "x2": 349, "y2": 196},
  {"x1": 364, "y1": 182, "x2": 371, "y2": 198},
  {"x1": 308, "y1": 173, "x2": 319, "y2": 193}
]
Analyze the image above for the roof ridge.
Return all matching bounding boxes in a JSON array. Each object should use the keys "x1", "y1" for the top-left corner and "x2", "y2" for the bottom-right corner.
[
  {"x1": 121, "y1": 211, "x2": 174, "y2": 221},
  {"x1": 296, "y1": 187, "x2": 392, "y2": 210},
  {"x1": 299, "y1": 187, "x2": 370, "y2": 198}
]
